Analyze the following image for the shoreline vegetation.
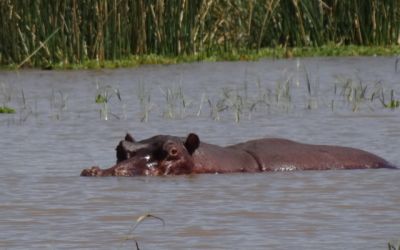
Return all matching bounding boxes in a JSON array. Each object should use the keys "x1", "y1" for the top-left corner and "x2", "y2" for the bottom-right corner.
[
  {"x1": 1, "y1": 1, "x2": 400, "y2": 69},
  {"x1": 2, "y1": 45, "x2": 400, "y2": 70}
]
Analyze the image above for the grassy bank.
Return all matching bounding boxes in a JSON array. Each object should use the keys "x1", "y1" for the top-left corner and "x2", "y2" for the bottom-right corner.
[
  {"x1": 2, "y1": 45, "x2": 400, "y2": 70},
  {"x1": 1, "y1": 0, "x2": 400, "y2": 69}
]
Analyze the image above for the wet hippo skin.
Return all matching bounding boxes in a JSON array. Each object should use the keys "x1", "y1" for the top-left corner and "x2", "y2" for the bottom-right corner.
[{"x1": 81, "y1": 133, "x2": 397, "y2": 176}]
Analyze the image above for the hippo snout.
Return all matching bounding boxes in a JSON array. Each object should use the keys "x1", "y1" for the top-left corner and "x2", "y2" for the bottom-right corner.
[{"x1": 81, "y1": 166, "x2": 103, "y2": 176}]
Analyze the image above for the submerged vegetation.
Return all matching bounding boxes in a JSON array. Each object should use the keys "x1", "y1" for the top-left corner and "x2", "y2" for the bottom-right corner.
[
  {"x1": 1, "y1": 62, "x2": 398, "y2": 123},
  {"x1": 388, "y1": 241, "x2": 400, "y2": 250},
  {"x1": 1, "y1": 0, "x2": 400, "y2": 68},
  {"x1": 0, "y1": 105, "x2": 15, "y2": 114},
  {"x1": 0, "y1": 82, "x2": 16, "y2": 113},
  {"x1": 95, "y1": 82, "x2": 123, "y2": 120}
]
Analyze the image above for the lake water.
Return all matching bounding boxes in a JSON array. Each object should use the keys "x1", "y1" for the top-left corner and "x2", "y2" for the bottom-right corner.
[{"x1": 0, "y1": 57, "x2": 399, "y2": 249}]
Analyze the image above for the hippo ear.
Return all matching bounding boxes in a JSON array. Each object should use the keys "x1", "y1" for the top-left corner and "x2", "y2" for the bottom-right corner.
[
  {"x1": 116, "y1": 141, "x2": 126, "y2": 163},
  {"x1": 184, "y1": 133, "x2": 200, "y2": 155},
  {"x1": 125, "y1": 133, "x2": 135, "y2": 142}
]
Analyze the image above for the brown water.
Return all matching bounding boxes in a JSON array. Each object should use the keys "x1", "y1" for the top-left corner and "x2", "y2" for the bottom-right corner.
[{"x1": 1, "y1": 57, "x2": 399, "y2": 249}]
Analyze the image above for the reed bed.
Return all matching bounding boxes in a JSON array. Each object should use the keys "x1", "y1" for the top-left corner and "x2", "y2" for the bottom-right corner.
[{"x1": 1, "y1": 0, "x2": 399, "y2": 67}]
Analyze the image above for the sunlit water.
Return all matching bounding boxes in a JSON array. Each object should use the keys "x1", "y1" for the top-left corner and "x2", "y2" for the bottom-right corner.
[{"x1": 0, "y1": 57, "x2": 399, "y2": 249}]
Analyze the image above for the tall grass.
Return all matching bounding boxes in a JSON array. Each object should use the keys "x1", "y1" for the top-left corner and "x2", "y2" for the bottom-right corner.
[{"x1": 1, "y1": 0, "x2": 399, "y2": 66}]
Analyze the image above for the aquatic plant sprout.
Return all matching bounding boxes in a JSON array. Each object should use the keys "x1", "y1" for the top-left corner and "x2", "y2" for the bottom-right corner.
[
  {"x1": 95, "y1": 81, "x2": 122, "y2": 120},
  {"x1": 0, "y1": 63, "x2": 398, "y2": 123}
]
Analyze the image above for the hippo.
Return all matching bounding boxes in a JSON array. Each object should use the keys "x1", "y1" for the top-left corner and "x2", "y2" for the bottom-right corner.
[{"x1": 80, "y1": 133, "x2": 396, "y2": 176}]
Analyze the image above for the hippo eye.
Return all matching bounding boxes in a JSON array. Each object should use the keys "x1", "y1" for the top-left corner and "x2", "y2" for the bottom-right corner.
[{"x1": 169, "y1": 147, "x2": 178, "y2": 156}]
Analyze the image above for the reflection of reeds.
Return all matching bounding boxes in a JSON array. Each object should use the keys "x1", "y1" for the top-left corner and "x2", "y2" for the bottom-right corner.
[{"x1": 1, "y1": 1, "x2": 399, "y2": 66}]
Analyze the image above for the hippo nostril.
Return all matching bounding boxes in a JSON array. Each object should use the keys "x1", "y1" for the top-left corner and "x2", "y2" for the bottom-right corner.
[
  {"x1": 81, "y1": 168, "x2": 93, "y2": 176},
  {"x1": 80, "y1": 166, "x2": 102, "y2": 176}
]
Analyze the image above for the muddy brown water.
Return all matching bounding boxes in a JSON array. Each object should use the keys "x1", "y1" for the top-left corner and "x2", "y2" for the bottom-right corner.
[{"x1": 0, "y1": 57, "x2": 399, "y2": 249}]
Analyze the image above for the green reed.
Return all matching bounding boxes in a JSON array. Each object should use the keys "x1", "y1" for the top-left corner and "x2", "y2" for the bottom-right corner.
[
  {"x1": 1, "y1": 0, "x2": 399, "y2": 67},
  {"x1": 0, "y1": 106, "x2": 15, "y2": 114},
  {"x1": 95, "y1": 82, "x2": 122, "y2": 120},
  {"x1": 0, "y1": 82, "x2": 15, "y2": 114},
  {"x1": 335, "y1": 77, "x2": 370, "y2": 112},
  {"x1": 304, "y1": 67, "x2": 319, "y2": 110},
  {"x1": 49, "y1": 89, "x2": 68, "y2": 120},
  {"x1": 381, "y1": 89, "x2": 400, "y2": 109},
  {"x1": 17, "y1": 88, "x2": 35, "y2": 123},
  {"x1": 161, "y1": 84, "x2": 191, "y2": 119},
  {"x1": 136, "y1": 81, "x2": 153, "y2": 122},
  {"x1": 333, "y1": 76, "x2": 400, "y2": 111}
]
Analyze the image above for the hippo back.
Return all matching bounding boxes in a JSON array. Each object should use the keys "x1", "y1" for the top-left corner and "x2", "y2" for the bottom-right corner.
[
  {"x1": 229, "y1": 138, "x2": 394, "y2": 171},
  {"x1": 191, "y1": 142, "x2": 260, "y2": 173}
]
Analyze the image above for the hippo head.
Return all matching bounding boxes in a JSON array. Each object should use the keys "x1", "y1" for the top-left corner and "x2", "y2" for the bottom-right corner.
[{"x1": 81, "y1": 133, "x2": 200, "y2": 176}]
